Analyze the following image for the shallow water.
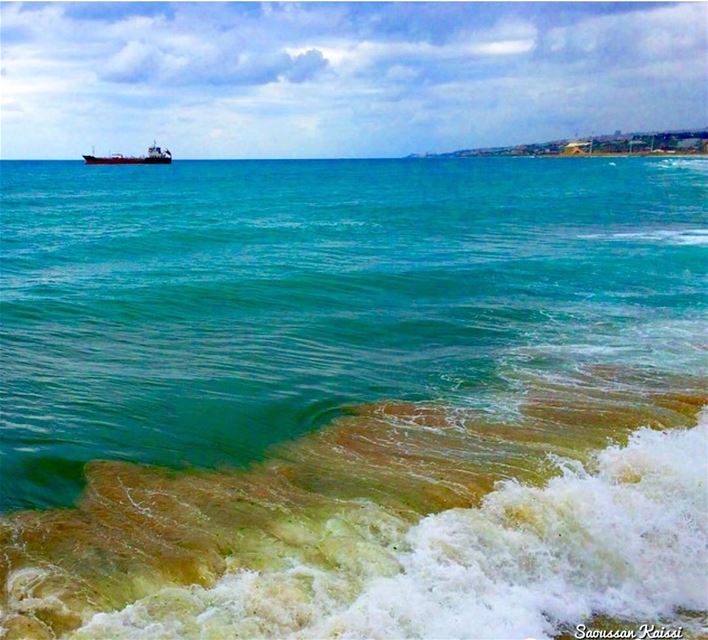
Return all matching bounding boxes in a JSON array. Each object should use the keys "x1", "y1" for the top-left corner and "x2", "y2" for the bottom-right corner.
[{"x1": 0, "y1": 157, "x2": 706, "y2": 638}]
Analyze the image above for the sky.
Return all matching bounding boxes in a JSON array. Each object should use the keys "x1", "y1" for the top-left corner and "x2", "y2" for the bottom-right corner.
[{"x1": 1, "y1": 2, "x2": 706, "y2": 159}]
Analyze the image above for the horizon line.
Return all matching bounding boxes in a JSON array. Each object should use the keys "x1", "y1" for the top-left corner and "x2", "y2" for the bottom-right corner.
[
  {"x1": 3, "y1": 125, "x2": 705, "y2": 163},
  {"x1": 1, "y1": 157, "x2": 404, "y2": 162}
]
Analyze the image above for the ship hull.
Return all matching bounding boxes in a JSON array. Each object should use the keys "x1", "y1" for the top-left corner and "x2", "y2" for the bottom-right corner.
[{"x1": 82, "y1": 155, "x2": 172, "y2": 165}]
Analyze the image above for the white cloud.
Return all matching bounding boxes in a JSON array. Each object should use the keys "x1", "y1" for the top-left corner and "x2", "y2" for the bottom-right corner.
[
  {"x1": 0, "y1": 2, "x2": 705, "y2": 159},
  {"x1": 469, "y1": 39, "x2": 535, "y2": 56},
  {"x1": 543, "y1": 2, "x2": 706, "y2": 62}
]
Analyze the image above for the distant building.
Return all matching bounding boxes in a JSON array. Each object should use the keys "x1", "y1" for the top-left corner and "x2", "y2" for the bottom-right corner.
[
  {"x1": 563, "y1": 141, "x2": 591, "y2": 155},
  {"x1": 676, "y1": 138, "x2": 701, "y2": 150},
  {"x1": 614, "y1": 130, "x2": 622, "y2": 136}
]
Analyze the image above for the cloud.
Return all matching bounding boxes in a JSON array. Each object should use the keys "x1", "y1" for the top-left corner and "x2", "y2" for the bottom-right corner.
[
  {"x1": 100, "y1": 40, "x2": 328, "y2": 86},
  {"x1": 471, "y1": 39, "x2": 535, "y2": 56},
  {"x1": 1, "y1": 2, "x2": 706, "y2": 159},
  {"x1": 101, "y1": 40, "x2": 163, "y2": 83},
  {"x1": 283, "y1": 49, "x2": 328, "y2": 83},
  {"x1": 540, "y1": 3, "x2": 706, "y2": 65}
]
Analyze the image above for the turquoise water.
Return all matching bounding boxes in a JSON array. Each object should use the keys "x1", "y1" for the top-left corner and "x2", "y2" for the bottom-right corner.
[
  {"x1": 1, "y1": 157, "x2": 706, "y2": 639},
  {"x1": 1, "y1": 157, "x2": 706, "y2": 513}
]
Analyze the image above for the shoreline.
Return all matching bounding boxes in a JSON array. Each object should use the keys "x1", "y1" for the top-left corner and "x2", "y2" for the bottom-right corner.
[
  {"x1": 1, "y1": 370, "x2": 705, "y2": 639},
  {"x1": 540, "y1": 152, "x2": 708, "y2": 159}
]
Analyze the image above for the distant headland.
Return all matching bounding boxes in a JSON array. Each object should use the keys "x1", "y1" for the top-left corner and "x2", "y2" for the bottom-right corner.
[{"x1": 408, "y1": 127, "x2": 708, "y2": 158}]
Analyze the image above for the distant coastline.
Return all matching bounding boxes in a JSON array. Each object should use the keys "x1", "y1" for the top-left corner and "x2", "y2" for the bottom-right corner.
[{"x1": 408, "y1": 127, "x2": 708, "y2": 158}]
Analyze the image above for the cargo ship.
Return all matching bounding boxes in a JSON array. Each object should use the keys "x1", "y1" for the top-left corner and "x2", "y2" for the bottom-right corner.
[{"x1": 83, "y1": 142, "x2": 172, "y2": 165}]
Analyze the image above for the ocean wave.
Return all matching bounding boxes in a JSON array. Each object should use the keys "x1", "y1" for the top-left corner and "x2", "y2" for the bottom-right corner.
[
  {"x1": 1, "y1": 376, "x2": 704, "y2": 640},
  {"x1": 578, "y1": 229, "x2": 708, "y2": 246},
  {"x1": 653, "y1": 158, "x2": 708, "y2": 174},
  {"x1": 70, "y1": 412, "x2": 707, "y2": 639}
]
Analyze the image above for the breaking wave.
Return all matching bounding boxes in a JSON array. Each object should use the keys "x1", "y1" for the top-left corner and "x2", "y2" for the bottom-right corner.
[
  {"x1": 70, "y1": 412, "x2": 707, "y2": 639},
  {"x1": 654, "y1": 158, "x2": 708, "y2": 175},
  {"x1": 1, "y1": 374, "x2": 705, "y2": 640}
]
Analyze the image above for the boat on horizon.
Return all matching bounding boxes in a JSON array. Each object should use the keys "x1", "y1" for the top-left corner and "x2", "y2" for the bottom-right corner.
[{"x1": 83, "y1": 142, "x2": 172, "y2": 165}]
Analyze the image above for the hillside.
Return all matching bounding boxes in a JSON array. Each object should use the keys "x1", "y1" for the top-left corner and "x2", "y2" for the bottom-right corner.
[{"x1": 408, "y1": 128, "x2": 708, "y2": 158}]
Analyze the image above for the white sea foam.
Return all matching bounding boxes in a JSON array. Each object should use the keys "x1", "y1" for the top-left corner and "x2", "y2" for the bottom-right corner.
[
  {"x1": 579, "y1": 229, "x2": 708, "y2": 246},
  {"x1": 654, "y1": 158, "x2": 708, "y2": 175},
  {"x1": 73, "y1": 413, "x2": 708, "y2": 640}
]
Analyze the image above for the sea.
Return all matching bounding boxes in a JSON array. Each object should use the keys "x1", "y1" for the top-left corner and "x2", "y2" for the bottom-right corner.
[{"x1": 0, "y1": 157, "x2": 706, "y2": 639}]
